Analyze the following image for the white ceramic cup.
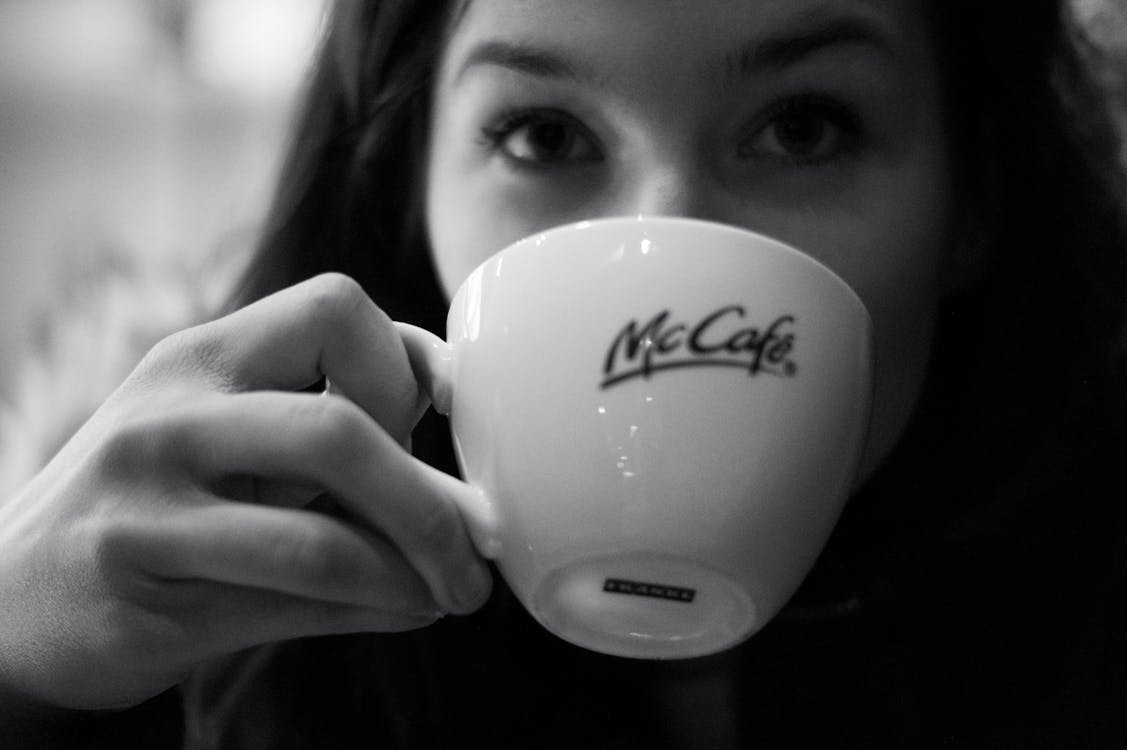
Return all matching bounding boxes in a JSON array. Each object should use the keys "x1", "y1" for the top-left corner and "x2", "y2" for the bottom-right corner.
[{"x1": 398, "y1": 216, "x2": 872, "y2": 659}]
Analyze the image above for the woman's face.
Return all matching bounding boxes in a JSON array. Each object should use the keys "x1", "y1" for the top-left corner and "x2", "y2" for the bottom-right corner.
[{"x1": 425, "y1": 0, "x2": 953, "y2": 479}]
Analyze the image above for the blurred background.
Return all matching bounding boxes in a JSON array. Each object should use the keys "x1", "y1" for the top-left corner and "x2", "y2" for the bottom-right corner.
[{"x1": 0, "y1": 0, "x2": 327, "y2": 396}]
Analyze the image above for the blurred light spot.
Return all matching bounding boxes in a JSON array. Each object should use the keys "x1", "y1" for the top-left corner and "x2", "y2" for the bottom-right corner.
[{"x1": 187, "y1": 0, "x2": 327, "y2": 97}]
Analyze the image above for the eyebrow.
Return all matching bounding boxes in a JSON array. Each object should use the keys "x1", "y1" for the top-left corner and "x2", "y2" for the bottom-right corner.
[
  {"x1": 455, "y1": 40, "x2": 595, "y2": 85},
  {"x1": 454, "y1": 12, "x2": 895, "y2": 86},
  {"x1": 729, "y1": 15, "x2": 896, "y2": 76}
]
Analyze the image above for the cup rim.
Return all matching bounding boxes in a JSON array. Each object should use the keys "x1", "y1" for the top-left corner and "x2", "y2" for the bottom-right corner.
[{"x1": 455, "y1": 214, "x2": 871, "y2": 322}]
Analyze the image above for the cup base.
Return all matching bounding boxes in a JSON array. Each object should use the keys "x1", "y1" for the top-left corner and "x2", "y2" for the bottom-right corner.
[{"x1": 530, "y1": 552, "x2": 756, "y2": 659}]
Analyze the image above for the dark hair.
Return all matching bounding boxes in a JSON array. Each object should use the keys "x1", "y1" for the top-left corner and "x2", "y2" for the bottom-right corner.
[
  {"x1": 226, "y1": 0, "x2": 459, "y2": 334},
  {"x1": 199, "y1": 1, "x2": 1127, "y2": 745},
  {"x1": 910, "y1": 0, "x2": 1127, "y2": 459},
  {"x1": 933, "y1": 0, "x2": 1127, "y2": 346}
]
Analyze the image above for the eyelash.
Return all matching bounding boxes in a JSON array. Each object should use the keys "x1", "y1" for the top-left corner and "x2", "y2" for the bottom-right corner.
[
  {"x1": 477, "y1": 93, "x2": 865, "y2": 169},
  {"x1": 741, "y1": 93, "x2": 864, "y2": 166},
  {"x1": 477, "y1": 108, "x2": 603, "y2": 168}
]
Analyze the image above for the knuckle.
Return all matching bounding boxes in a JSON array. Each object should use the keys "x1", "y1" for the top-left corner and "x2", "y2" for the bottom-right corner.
[
  {"x1": 62, "y1": 520, "x2": 163, "y2": 662},
  {"x1": 97, "y1": 599, "x2": 170, "y2": 667},
  {"x1": 142, "y1": 327, "x2": 191, "y2": 366},
  {"x1": 94, "y1": 411, "x2": 193, "y2": 477},
  {"x1": 87, "y1": 518, "x2": 147, "y2": 589},
  {"x1": 302, "y1": 273, "x2": 370, "y2": 326},
  {"x1": 135, "y1": 325, "x2": 230, "y2": 389},
  {"x1": 89, "y1": 521, "x2": 128, "y2": 572},
  {"x1": 95, "y1": 418, "x2": 165, "y2": 476}
]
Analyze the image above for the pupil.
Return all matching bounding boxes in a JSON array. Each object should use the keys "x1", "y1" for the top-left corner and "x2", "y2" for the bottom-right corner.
[
  {"x1": 776, "y1": 114, "x2": 824, "y2": 155},
  {"x1": 531, "y1": 122, "x2": 569, "y2": 158}
]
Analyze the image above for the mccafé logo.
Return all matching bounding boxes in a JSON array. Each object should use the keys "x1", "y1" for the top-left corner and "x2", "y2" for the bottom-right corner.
[{"x1": 601, "y1": 305, "x2": 797, "y2": 389}]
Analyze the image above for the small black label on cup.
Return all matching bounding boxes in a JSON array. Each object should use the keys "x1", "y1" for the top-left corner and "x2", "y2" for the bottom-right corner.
[{"x1": 603, "y1": 578, "x2": 696, "y2": 603}]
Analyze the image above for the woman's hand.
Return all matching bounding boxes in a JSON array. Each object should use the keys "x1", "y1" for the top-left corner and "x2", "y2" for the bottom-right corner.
[{"x1": 0, "y1": 273, "x2": 492, "y2": 713}]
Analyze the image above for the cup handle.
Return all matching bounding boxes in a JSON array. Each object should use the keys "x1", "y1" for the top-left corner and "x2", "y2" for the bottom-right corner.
[{"x1": 396, "y1": 322, "x2": 503, "y2": 559}]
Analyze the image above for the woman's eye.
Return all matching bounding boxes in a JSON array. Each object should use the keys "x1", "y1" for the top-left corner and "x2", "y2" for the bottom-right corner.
[
  {"x1": 740, "y1": 95, "x2": 861, "y2": 164},
  {"x1": 481, "y1": 110, "x2": 602, "y2": 166}
]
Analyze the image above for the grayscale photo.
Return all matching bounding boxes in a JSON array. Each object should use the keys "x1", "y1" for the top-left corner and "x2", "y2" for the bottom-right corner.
[{"x1": 2, "y1": 1, "x2": 1126, "y2": 747}]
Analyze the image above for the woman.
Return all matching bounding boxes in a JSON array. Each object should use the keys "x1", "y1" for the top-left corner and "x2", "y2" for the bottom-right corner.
[{"x1": 3, "y1": 0, "x2": 1126, "y2": 747}]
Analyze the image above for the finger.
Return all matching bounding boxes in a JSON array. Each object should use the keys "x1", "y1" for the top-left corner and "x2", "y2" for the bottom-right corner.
[
  {"x1": 215, "y1": 589, "x2": 440, "y2": 650},
  {"x1": 137, "y1": 498, "x2": 439, "y2": 614},
  {"x1": 167, "y1": 391, "x2": 493, "y2": 614},
  {"x1": 163, "y1": 581, "x2": 442, "y2": 662},
  {"x1": 188, "y1": 273, "x2": 428, "y2": 442}
]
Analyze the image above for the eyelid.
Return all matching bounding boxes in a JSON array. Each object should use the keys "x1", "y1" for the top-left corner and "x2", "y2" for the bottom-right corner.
[
  {"x1": 479, "y1": 107, "x2": 605, "y2": 166},
  {"x1": 738, "y1": 92, "x2": 863, "y2": 162}
]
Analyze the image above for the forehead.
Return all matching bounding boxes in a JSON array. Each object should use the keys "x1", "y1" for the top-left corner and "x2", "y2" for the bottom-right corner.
[
  {"x1": 440, "y1": 0, "x2": 937, "y2": 98},
  {"x1": 446, "y1": 0, "x2": 932, "y2": 62}
]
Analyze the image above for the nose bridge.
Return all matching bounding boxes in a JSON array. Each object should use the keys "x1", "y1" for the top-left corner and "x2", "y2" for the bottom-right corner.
[{"x1": 629, "y1": 156, "x2": 707, "y2": 218}]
